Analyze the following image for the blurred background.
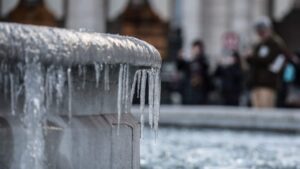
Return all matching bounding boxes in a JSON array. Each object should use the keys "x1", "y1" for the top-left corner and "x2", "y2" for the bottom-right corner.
[{"x1": 1, "y1": 0, "x2": 300, "y2": 108}]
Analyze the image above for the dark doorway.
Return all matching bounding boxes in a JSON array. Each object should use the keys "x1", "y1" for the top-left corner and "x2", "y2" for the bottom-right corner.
[{"x1": 107, "y1": 0, "x2": 169, "y2": 59}]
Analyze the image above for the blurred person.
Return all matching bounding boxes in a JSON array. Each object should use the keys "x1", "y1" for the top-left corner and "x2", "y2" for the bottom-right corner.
[
  {"x1": 176, "y1": 40, "x2": 210, "y2": 104},
  {"x1": 284, "y1": 50, "x2": 300, "y2": 107},
  {"x1": 279, "y1": 60, "x2": 296, "y2": 107},
  {"x1": 294, "y1": 50, "x2": 300, "y2": 86},
  {"x1": 215, "y1": 33, "x2": 242, "y2": 106},
  {"x1": 174, "y1": 49, "x2": 187, "y2": 103},
  {"x1": 245, "y1": 17, "x2": 288, "y2": 108}
]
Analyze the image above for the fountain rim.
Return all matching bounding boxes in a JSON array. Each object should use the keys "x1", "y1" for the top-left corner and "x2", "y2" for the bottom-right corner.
[{"x1": 0, "y1": 22, "x2": 162, "y2": 68}]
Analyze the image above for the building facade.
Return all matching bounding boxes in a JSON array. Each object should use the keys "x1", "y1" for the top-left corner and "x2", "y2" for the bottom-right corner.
[{"x1": 0, "y1": 0, "x2": 299, "y2": 63}]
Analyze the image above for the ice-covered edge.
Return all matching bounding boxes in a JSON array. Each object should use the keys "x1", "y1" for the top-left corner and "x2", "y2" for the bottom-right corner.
[{"x1": 0, "y1": 22, "x2": 161, "y2": 68}]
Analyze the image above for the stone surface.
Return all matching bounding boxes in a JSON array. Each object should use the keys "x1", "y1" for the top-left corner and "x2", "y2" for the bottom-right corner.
[
  {"x1": 0, "y1": 113, "x2": 140, "y2": 169},
  {"x1": 133, "y1": 105, "x2": 300, "y2": 131}
]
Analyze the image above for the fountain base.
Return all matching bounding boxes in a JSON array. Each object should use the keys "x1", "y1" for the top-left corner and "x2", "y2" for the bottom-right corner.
[{"x1": 0, "y1": 114, "x2": 140, "y2": 169}]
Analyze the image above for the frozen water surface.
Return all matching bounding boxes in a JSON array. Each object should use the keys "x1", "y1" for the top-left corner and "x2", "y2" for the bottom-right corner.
[{"x1": 141, "y1": 127, "x2": 300, "y2": 169}]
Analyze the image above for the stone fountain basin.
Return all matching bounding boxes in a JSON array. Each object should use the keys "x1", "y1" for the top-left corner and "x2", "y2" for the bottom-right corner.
[
  {"x1": 0, "y1": 22, "x2": 161, "y2": 116},
  {"x1": 0, "y1": 23, "x2": 161, "y2": 169},
  {"x1": 0, "y1": 114, "x2": 140, "y2": 169}
]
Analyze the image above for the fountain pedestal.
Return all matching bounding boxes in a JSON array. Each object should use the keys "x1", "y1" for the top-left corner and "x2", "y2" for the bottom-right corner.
[
  {"x1": 0, "y1": 114, "x2": 140, "y2": 169},
  {"x1": 0, "y1": 22, "x2": 161, "y2": 169}
]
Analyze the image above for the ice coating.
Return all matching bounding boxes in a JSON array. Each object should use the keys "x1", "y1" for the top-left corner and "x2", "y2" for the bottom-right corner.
[
  {"x1": 0, "y1": 22, "x2": 161, "y2": 68},
  {"x1": 0, "y1": 22, "x2": 161, "y2": 123}
]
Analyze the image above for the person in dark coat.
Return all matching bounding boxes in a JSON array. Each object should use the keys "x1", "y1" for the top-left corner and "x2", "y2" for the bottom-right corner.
[
  {"x1": 215, "y1": 32, "x2": 242, "y2": 106},
  {"x1": 215, "y1": 51, "x2": 242, "y2": 106},
  {"x1": 176, "y1": 40, "x2": 210, "y2": 104},
  {"x1": 175, "y1": 49, "x2": 188, "y2": 103},
  {"x1": 246, "y1": 17, "x2": 288, "y2": 108}
]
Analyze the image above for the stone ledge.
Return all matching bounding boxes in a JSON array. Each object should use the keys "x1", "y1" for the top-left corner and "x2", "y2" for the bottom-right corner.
[{"x1": 132, "y1": 105, "x2": 300, "y2": 132}]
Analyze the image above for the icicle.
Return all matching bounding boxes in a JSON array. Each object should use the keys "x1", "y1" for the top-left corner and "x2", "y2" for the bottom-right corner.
[
  {"x1": 45, "y1": 66, "x2": 55, "y2": 109},
  {"x1": 122, "y1": 64, "x2": 129, "y2": 113},
  {"x1": 153, "y1": 69, "x2": 161, "y2": 136},
  {"x1": 104, "y1": 64, "x2": 110, "y2": 91},
  {"x1": 45, "y1": 68, "x2": 50, "y2": 108},
  {"x1": 130, "y1": 70, "x2": 139, "y2": 105},
  {"x1": 17, "y1": 62, "x2": 25, "y2": 78},
  {"x1": 55, "y1": 67, "x2": 65, "y2": 106},
  {"x1": 10, "y1": 73, "x2": 16, "y2": 116},
  {"x1": 15, "y1": 69, "x2": 24, "y2": 107},
  {"x1": 4, "y1": 74, "x2": 9, "y2": 100},
  {"x1": 140, "y1": 70, "x2": 147, "y2": 138},
  {"x1": 117, "y1": 64, "x2": 124, "y2": 133},
  {"x1": 94, "y1": 62, "x2": 101, "y2": 88},
  {"x1": 67, "y1": 67, "x2": 73, "y2": 123},
  {"x1": 124, "y1": 64, "x2": 130, "y2": 113},
  {"x1": 22, "y1": 60, "x2": 46, "y2": 169},
  {"x1": 82, "y1": 66, "x2": 87, "y2": 89},
  {"x1": 78, "y1": 65, "x2": 83, "y2": 77},
  {"x1": 121, "y1": 65, "x2": 127, "y2": 109},
  {"x1": 137, "y1": 69, "x2": 142, "y2": 98},
  {"x1": 148, "y1": 69, "x2": 155, "y2": 128}
]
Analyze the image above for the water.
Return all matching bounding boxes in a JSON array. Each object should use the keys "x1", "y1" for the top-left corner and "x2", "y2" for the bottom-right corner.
[
  {"x1": 0, "y1": 23, "x2": 162, "y2": 169},
  {"x1": 141, "y1": 127, "x2": 300, "y2": 169}
]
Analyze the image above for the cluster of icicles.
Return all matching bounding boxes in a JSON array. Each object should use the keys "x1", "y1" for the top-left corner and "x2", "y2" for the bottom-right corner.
[
  {"x1": 0, "y1": 60, "x2": 161, "y2": 131},
  {"x1": 0, "y1": 59, "x2": 160, "y2": 169}
]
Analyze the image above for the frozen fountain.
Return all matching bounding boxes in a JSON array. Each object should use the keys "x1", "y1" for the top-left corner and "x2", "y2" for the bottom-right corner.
[{"x1": 0, "y1": 22, "x2": 161, "y2": 169}]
